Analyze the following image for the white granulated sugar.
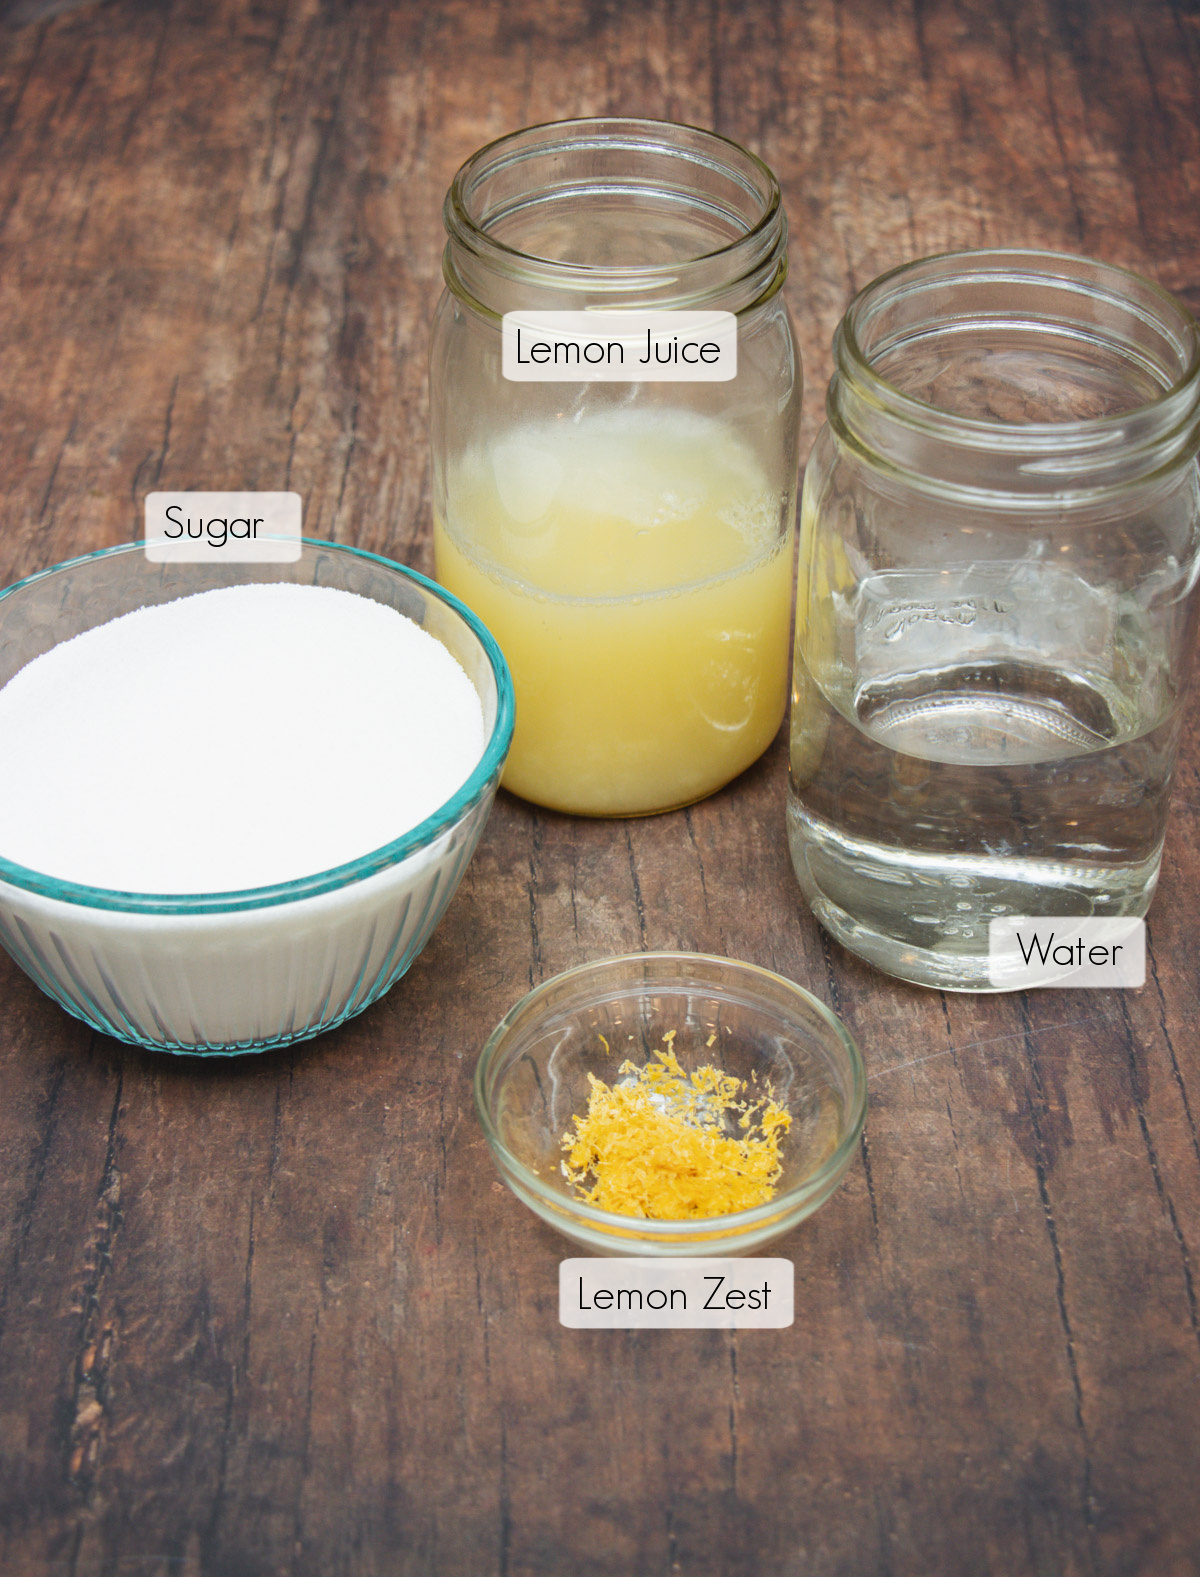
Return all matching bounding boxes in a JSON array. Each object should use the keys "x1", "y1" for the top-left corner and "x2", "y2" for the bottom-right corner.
[{"x1": 0, "y1": 583, "x2": 487, "y2": 893}]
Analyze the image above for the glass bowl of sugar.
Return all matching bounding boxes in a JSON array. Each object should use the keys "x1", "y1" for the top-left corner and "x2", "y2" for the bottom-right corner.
[{"x1": 0, "y1": 540, "x2": 514, "y2": 1053}]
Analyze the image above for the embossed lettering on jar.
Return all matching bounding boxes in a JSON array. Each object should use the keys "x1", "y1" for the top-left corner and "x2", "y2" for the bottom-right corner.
[{"x1": 787, "y1": 250, "x2": 1200, "y2": 990}]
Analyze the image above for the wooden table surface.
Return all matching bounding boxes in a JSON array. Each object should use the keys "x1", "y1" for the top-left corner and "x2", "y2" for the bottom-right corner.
[{"x1": 2, "y1": 1, "x2": 1199, "y2": 1573}]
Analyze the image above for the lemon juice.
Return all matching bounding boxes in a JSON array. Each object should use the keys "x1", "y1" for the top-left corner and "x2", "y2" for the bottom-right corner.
[{"x1": 434, "y1": 410, "x2": 794, "y2": 815}]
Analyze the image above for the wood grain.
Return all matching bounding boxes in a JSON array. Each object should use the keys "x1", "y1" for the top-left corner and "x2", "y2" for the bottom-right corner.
[{"x1": 0, "y1": 1, "x2": 1198, "y2": 1573}]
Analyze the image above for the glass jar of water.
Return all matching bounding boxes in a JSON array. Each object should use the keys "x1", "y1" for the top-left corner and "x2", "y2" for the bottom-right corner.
[
  {"x1": 788, "y1": 249, "x2": 1200, "y2": 990},
  {"x1": 431, "y1": 119, "x2": 800, "y2": 817}
]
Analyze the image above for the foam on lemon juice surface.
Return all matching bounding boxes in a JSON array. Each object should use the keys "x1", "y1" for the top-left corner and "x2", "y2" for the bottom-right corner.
[{"x1": 434, "y1": 409, "x2": 793, "y2": 815}]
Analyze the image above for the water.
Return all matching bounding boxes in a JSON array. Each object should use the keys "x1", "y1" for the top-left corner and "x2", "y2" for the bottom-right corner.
[{"x1": 787, "y1": 572, "x2": 1178, "y2": 989}]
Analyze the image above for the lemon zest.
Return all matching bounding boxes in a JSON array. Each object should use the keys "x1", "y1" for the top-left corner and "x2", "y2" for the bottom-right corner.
[{"x1": 560, "y1": 1041, "x2": 791, "y2": 1220}]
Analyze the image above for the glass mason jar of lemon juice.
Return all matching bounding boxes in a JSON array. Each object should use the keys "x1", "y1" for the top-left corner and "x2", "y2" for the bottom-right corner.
[{"x1": 430, "y1": 119, "x2": 800, "y2": 816}]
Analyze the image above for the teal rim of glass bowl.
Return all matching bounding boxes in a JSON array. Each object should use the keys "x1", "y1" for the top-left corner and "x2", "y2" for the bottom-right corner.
[
  {"x1": 0, "y1": 538, "x2": 515, "y2": 915},
  {"x1": 474, "y1": 950, "x2": 868, "y2": 1241}
]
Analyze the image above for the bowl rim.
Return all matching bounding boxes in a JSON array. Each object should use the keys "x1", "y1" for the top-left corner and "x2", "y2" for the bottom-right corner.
[
  {"x1": 474, "y1": 950, "x2": 868, "y2": 1240},
  {"x1": 0, "y1": 538, "x2": 515, "y2": 914}
]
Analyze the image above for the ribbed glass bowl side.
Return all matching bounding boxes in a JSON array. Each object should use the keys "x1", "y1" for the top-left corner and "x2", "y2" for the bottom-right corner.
[{"x1": 0, "y1": 786, "x2": 500, "y2": 1053}]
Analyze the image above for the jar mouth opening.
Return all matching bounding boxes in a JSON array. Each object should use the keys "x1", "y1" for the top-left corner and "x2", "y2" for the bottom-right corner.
[
  {"x1": 444, "y1": 116, "x2": 784, "y2": 289},
  {"x1": 836, "y1": 248, "x2": 1200, "y2": 450}
]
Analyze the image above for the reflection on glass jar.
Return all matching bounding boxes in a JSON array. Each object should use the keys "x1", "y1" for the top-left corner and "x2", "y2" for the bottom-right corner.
[
  {"x1": 431, "y1": 119, "x2": 801, "y2": 817},
  {"x1": 788, "y1": 249, "x2": 1200, "y2": 990}
]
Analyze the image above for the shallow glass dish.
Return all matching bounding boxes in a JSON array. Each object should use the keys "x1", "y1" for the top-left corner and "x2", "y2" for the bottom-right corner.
[
  {"x1": 475, "y1": 952, "x2": 866, "y2": 1256},
  {"x1": 0, "y1": 540, "x2": 514, "y2": 1054}
]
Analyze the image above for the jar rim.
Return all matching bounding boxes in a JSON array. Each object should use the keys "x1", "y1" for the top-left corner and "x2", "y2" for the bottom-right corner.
[
  {"x1": 836, "y1": 247, "x2": 1200, "y2": 451},
  {"x1": 443, "y1": 116, "x2": 786, "y2": 310}
]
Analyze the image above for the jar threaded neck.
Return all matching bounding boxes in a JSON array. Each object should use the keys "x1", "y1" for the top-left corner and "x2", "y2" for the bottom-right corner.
[
  {"x1": 443, "y1": 117, "x2": 788, "y2": 318},
  {"x1": 830, "y1": 249, "x2": 1200, "y2": 505}
]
